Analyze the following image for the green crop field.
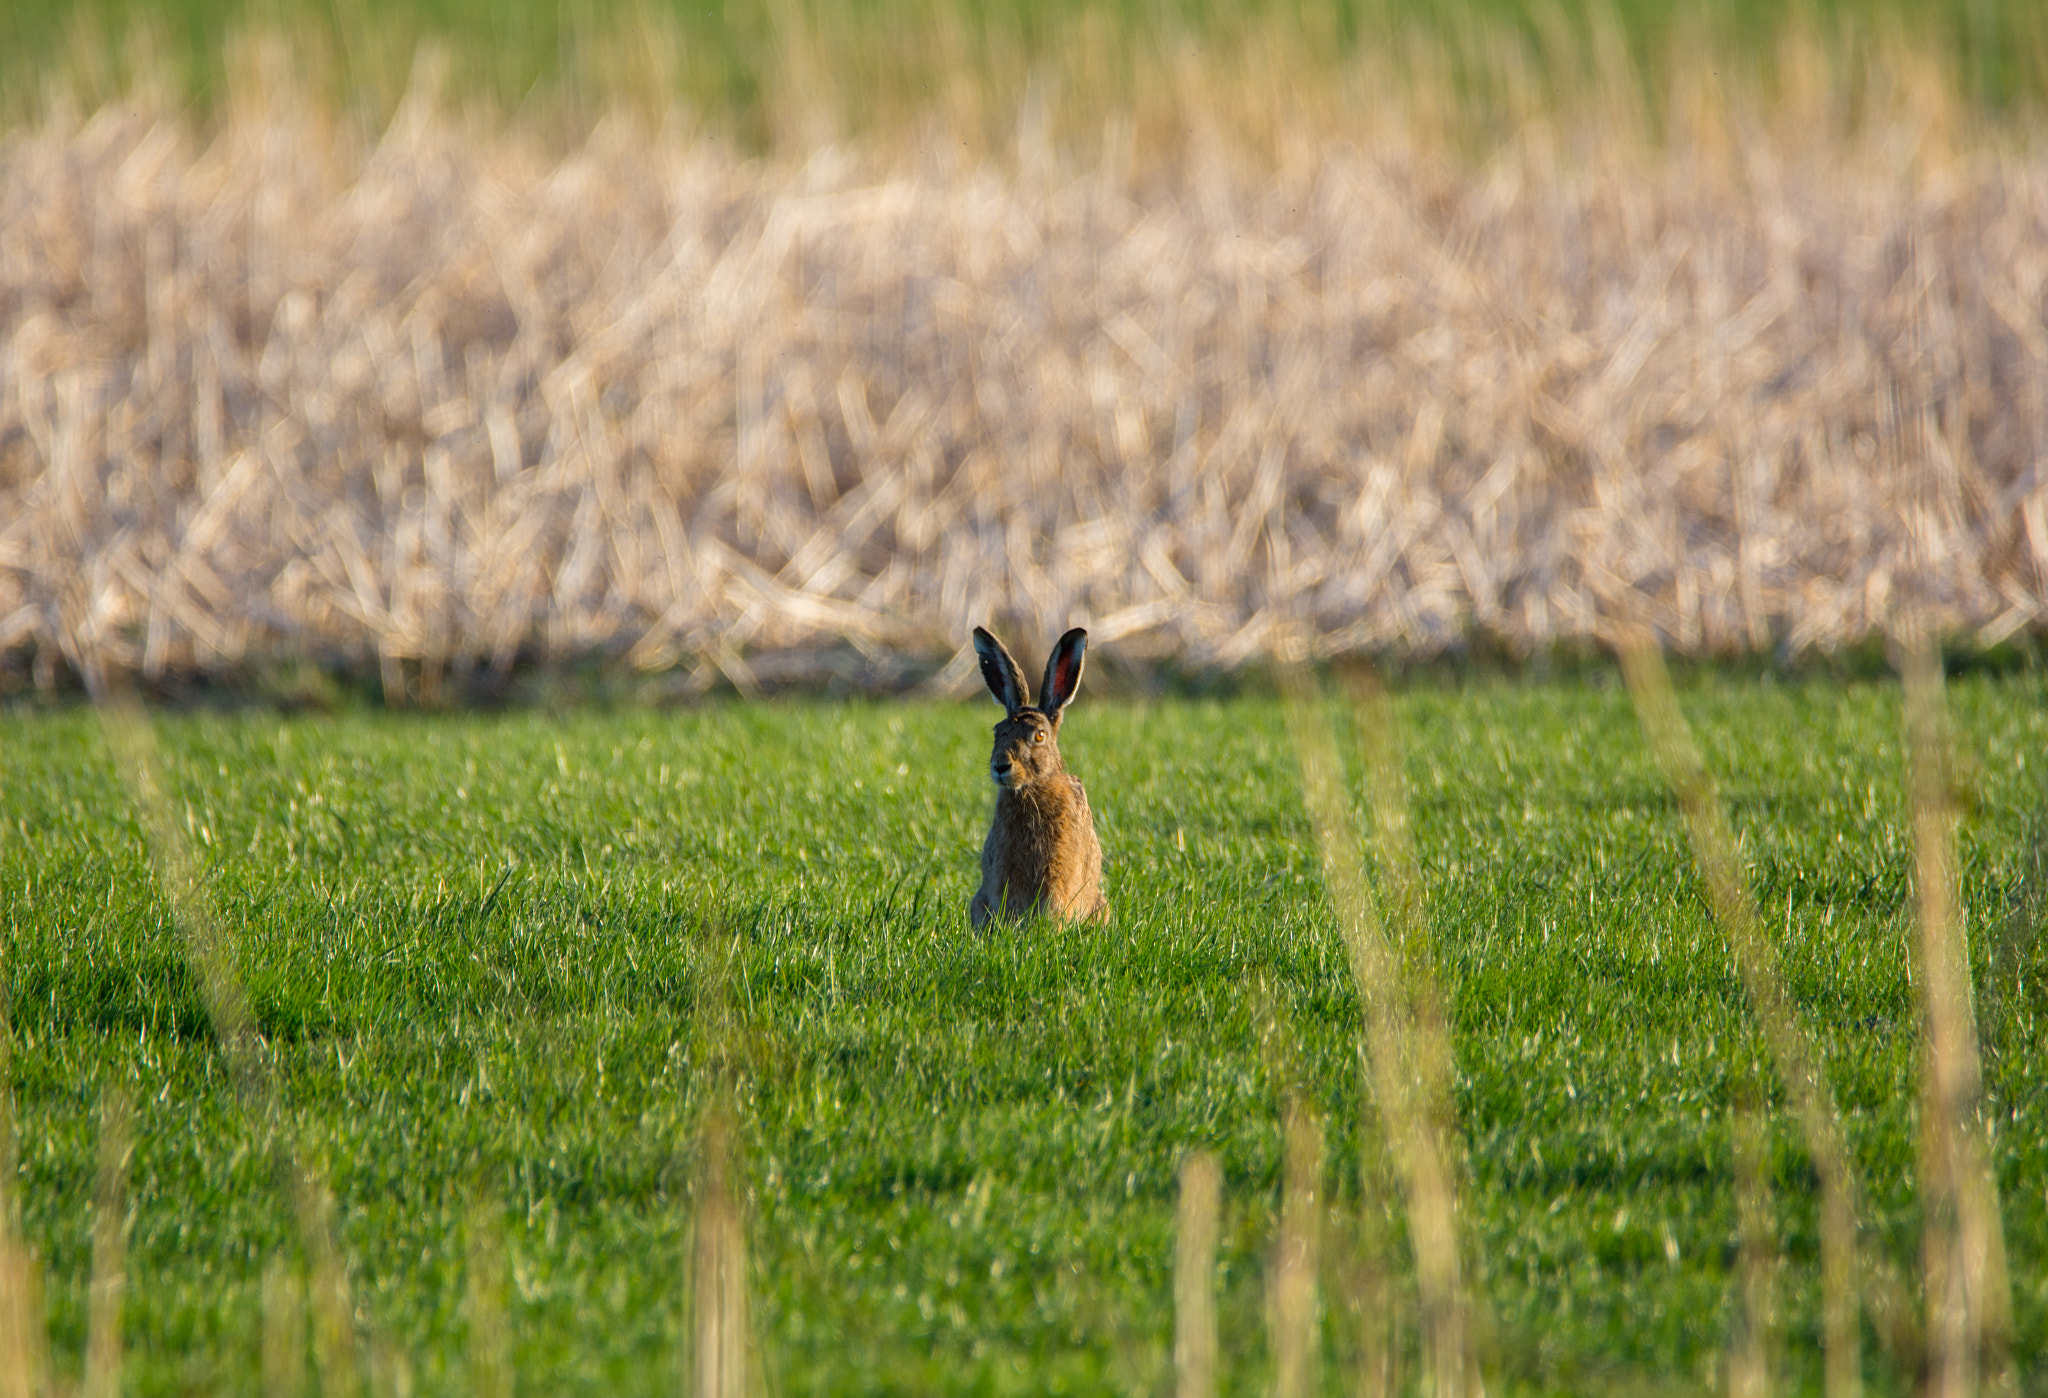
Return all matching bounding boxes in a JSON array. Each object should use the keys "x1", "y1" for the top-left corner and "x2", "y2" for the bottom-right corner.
[{"x1": 2, "y1": 670, "x2": 2044, "y2": 1394}]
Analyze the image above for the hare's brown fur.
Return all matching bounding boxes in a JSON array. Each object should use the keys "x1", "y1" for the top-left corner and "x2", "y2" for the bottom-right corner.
[{"x1": 968, "y1": 627, "x2": 1109, "y2": 928}]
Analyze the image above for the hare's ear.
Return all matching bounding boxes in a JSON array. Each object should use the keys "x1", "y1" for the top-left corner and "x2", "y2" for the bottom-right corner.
[
  {"x1": 973, "y1": 627, "x2": 1028, "y2": 715},
  {"x1": 1039, "y1": 628, "x2": 1088, "y2": 721}
]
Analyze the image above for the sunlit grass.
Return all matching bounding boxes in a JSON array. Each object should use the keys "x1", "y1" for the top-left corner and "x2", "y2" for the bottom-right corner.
[{"x1": 2, "y1": 673, "x2": 2044, "y2": 1392}]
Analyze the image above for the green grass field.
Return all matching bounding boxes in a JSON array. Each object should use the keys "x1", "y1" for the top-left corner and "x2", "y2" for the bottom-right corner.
[{"x1": 3, "y1": 672, "x2": 2046, "y2": 1394}]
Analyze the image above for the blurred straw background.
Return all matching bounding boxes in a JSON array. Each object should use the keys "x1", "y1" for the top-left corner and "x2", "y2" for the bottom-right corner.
[{"x1": 2, "y1": 3, "x2": 2047, "y2": 699}]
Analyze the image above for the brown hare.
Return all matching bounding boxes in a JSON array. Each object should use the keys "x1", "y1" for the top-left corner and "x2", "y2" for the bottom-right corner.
[{"x1": 968, "y1": 626, "x2": 1110, "y2": 929}]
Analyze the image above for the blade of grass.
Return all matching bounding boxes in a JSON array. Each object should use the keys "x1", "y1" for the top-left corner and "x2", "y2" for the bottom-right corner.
[
  {"x1": 1338, "y1": 1191, "x2": 1397, "y2": 1398},
  {"x1": 1345, "y1": 668, "x2": 1483, "y2": 1398},
  {"x1": 1728, "y1": 1085, "x2": 1778, "y2": 1398},
  {"x1": 1282, "y1": 663, "x2": 1480, "y2": 1398},
  {"x1": 0, "y1": 1245, "x2": 40, "y2": 1398},
  {"x1": 1618, "y1": 639, "x2": 1871, "y2": 1398},
  {"x1": 687, "y1": 908, "x2": 753, "y2": 1398},
  {"x1": 95, "y1": 691, "x2": 363, "y2": 1398},
  {"x1": 1270, "y1": 1102, "x2": 1322, "y2": 1398},
  {"x1": 692, "y1": 1104, "x2": 747, "y2": 1398},
  {"x1": 0, "y1": 994, "x2": 10, "y2": 1242},
  {"x1": 82, "y1": 1076, "x2": 132, "y2": 1398},
  {"x1": 0, "y1": 986, "x2": 33, "y2": 1398},
  {"x1": 1900, "y1": 633, "x2": 2014, "y2": 1398},
  {"x1": 262, "y1": 1260, "x2": 307, "y2": 1398},
  {"x1": 1173, "y1": 1150, "x2": 1220, "y2": 1398},
  {"x1": 1332, "y1": 1106, "x2": 1403, "y2": 1398},
  {"x1": 466, "y1": 1186, "x2": 510, "y2": 1398}
]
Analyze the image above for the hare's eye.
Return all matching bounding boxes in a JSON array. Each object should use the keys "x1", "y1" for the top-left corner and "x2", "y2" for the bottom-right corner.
[{"x1": 1032, "y1": 729, "x2": 1046, "y2": 743}]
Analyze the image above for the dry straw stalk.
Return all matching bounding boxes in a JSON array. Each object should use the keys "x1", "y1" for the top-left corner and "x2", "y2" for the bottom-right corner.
[
  {"x1": 693, "y1": 1106, "x2": 749, "y2": 1398},
  {"x1": 262, "y1": 1261, "x2": 308, "y2": 1398},
  {"x1": 1284, "y1": 666, "x2": 1480, "y2": 1398},
  {"x1": 1900, "y1": 632, "x2": 2014, "y2": 1398},
  {"x1": 0, "y1": 992, "x2": 38, "y2": 1398},
  {"x1": 1728, "y1": 1092, "x2": 1779, "y2": 1398},
  {"x1": 82, "y1": 1079, "x2": 133, "y2": 1398},
  {"x1": 95, "y1": 695, "x2": 364, "y2": 1398},
  {"x1": 1173, "y1": 1150, "x2": 1220, "y2": 1398},
  {"x1": 1618, "y1": 639, "x2": 1869, "y2": 1398},
  {"x1": 466, "y1": 1188, "x2": 511, "y2": 1398},
  {"x1": 1268, "y1": 1104, "x2": 1323, "y2": 1398}
]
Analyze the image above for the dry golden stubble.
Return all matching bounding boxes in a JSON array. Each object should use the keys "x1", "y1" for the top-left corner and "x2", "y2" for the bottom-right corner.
[{"x1": 3, "y1": 53, "x2": 2045, "y2": 690}]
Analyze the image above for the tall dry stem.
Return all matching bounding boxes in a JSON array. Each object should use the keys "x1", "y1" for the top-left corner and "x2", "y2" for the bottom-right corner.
[
  {"x1": 0, "y1": 995, "x2": 10, "y2": 1239},
  {"x1": 684, "y1": 908, "x2": 755, "y2": 1398},
  {"x1": 1336, "y1": 1170, "x2": 1399, "y2": 1398},
  {"x1": 466, "y1": 1188, "x2": 510, "y2": 1398},
  {"x1": 1269, "y1": 1104, "x2": 1322, "y2": 1398},
  {"x1": 1728, "y1": 1091, "x2": 1778, "y2": 1398},
  {"x1": 1174, "y1": 1150, "x2": 1220, "y2": 1398},
  {"x1": 0, "y1": 1246, "x2": 40, "y2": 1398},
  {"x1": 1281, "y1": 664, "x2": 1480, "y2": 1398},
  {"x1": 692, "y1": 1106, "x2": 748, "y2": 1398},
  {"x1": 95, "y1": 692, "x2": 362, "y2": 1398},
  {"x1": 0, "y1": 990, "x2": 35, "y2": 1398},
  {"x1": 1617, "y1": 639, "x2": 1867, "y2": 1398},
  {"x1": 262, "y1": 1260, "x2": 307, "y2": 1398},
  {"x1": 82, "y1": 1077, "x2": 132, "y2": 1398},
  {"x1": 1900, "y1": 634, "x2": 2013, "y2": 1398}
]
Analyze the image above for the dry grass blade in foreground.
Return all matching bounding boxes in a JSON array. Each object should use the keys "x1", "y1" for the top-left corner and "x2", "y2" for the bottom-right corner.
[
  {"x1": 693, "y1": 1105, "x2": 749, "y2": 1398},
  {"x1": 0, "y1": 990, "x2": 42, "y2": 1398},
  {"x1": 3, "y1": 64, "x2": 2046, "y2": 691},
  {"x1": 83, "y1": 1079, "x2": 133, "y2": 1398},
  {"x1": 262, "y1": 1261, "x2": 307, "y2": 1398},
  {"x1": 687, "y1": 915, "x2": 752, "y2": 1398},
  {"x1": 94, "y1": 695, "x2": 363, "y2": 1398},
  {"x1": 1173, "y1": 1150, "x2": 1220, "y2": 1398},
  {"x1": 1728, "y1": 1090, "x2": 1780, "y2": 1398},
  {"x1": 0, "y1": 1249, "x2": 39, "y2": 1398},
  {"x1": 1268, "y1": 1104, "x2": 1323, "y2": 1398},
  {"x1": 466, "y1": 1187, "x2": 511, "y2": 1398},
  {"x1": 1283, "y1": 664, "x2": 1480, "y2": 1398},
  {"x1": 1618, "y1": 639, "x2": 1870, "y2": 1398},
  {"x1": 1899, "y1": 634, "x2": 2014, "y2": 1398}
]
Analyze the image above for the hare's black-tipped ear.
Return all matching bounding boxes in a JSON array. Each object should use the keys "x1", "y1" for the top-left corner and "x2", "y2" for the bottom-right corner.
[
  {"x1": 1039, "y1": 628, "x2": 1088, "y2": 720},
  {"x1": 973, "y1": 627, "x2": 1028, "y2": 715}
]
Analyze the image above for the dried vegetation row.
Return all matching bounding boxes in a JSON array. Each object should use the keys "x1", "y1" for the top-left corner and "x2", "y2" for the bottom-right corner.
[{"x1": 3, "y1": 69, "x2": 2046, "y2": 695}]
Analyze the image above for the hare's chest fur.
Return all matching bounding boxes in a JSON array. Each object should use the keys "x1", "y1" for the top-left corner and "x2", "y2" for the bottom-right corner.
[{"x1": 975, "y1": 778, "x2": 1107, "y2": 926}]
